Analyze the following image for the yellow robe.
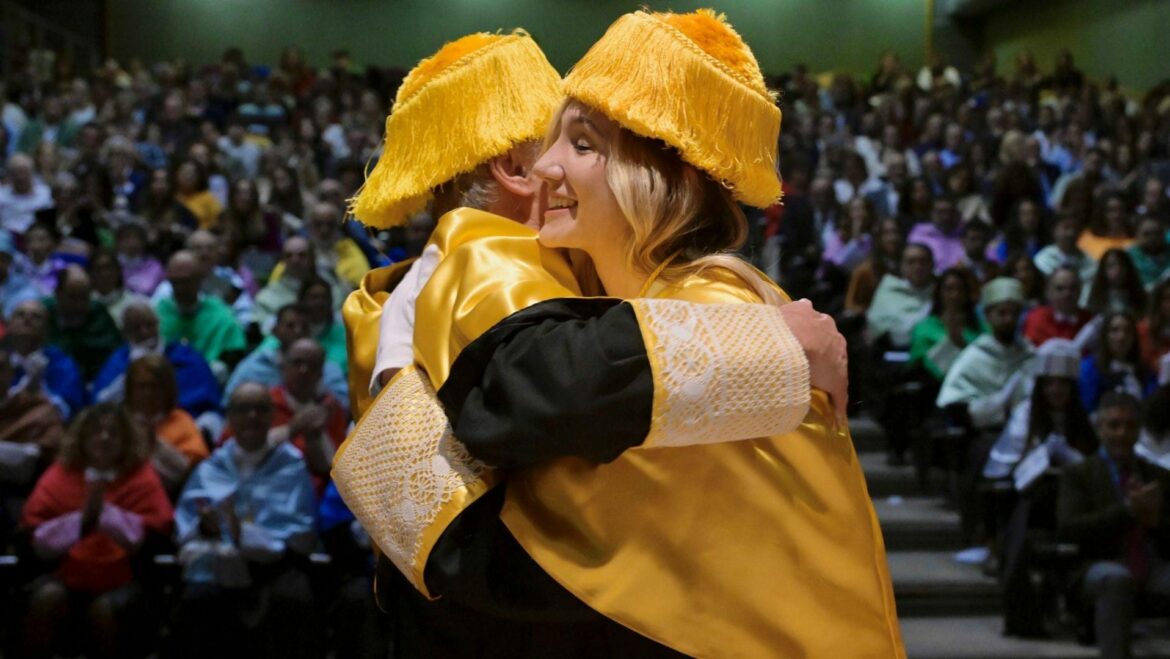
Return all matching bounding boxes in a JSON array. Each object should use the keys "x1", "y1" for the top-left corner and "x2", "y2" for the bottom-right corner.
[
  {"x1": 493, "y1": 268, "x2": 905, "y2": 658},
  {"x1": 342, "y1": 261, "x2": 414, "y2": 417},
  {"x1": 342, "y1": 208, "x2": 581, "y2": 418},
  {"x1": 336, "y1": 208, "x2": 581, "y2": 594},
  {"x1": 340, "y1": 209, "x2": 903, "y2": 657}
]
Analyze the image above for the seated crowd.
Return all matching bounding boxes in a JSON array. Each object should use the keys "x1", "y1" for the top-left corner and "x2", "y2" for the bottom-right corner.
[
  {"x1": 0, "y1": 45, "x2": 402, "y2": 659},
  {"x1": 779, "y1": 51, "x2": 1170, "y2": 658},
  {"x1": 0, "y1": 38, "x2": 1168, "y2": 658}
]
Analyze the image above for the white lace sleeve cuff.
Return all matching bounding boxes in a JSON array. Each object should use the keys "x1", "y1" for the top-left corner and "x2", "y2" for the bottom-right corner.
[{"x1": 629, "y1": 300, "x2": 811, "y2": 449}]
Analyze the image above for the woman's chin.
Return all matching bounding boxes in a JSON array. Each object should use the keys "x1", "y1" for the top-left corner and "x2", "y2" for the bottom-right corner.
[{"x1": 538, "y1": 221, "x2": 573, "y2": 249}]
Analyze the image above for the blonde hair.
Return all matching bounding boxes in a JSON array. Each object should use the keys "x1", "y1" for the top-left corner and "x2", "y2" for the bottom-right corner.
[
  {"x1": 549, "y1": 100, "x2": 782, "y2": 304},
  {"x1": 998, "y1": 130, "x2": 1027, "y2": 165}
]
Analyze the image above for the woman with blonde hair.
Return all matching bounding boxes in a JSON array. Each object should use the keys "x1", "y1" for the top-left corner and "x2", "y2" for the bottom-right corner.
[{"x1": 383, "y1": 9, "x2": 904, "y2": 657}]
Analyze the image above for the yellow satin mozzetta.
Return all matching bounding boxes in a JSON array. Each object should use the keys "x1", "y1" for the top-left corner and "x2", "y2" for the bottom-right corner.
[
  {"x1": 342, "y1": 260, "x2": 415, "y2": 418},
  {"x1": 343, "y1": 207, "x2": 582, "y2": 415},
  {"x1": 411, "y1": 209, "x2": 581, "y2": 390},
  {"x1": 338, "y1": 207, "x2": 582, "y2": 595},
  {"x1": 499, "y1": 269, "x2": 906, "y2": 659}
]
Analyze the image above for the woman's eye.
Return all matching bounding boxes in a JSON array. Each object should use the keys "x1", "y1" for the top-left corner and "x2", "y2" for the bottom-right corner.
[{"x1": 572, "y1": 140, "x2": 592, "y2": 153}]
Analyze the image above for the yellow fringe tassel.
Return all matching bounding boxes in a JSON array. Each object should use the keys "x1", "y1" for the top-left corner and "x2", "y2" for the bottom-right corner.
[
  {"x1": 564, "y1": 11, "x2": 782, "y2": 209},
  {"x1": 350, "y1": 32, "x2": 561, "y2": 229}
]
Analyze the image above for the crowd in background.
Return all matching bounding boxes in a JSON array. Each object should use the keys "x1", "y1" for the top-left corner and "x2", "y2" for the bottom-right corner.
[
  {"x1": 0, "y1": 40, "x2": 1167, "y2": 658},
  {"x1": 761, "y1": 49, "x2": 1170, "y2": 657}
]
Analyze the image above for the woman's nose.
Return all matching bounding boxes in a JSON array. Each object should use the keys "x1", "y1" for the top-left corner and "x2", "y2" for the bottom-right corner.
[{"x1": 532, "y1": 151, "x2": 563, "y2": 185}]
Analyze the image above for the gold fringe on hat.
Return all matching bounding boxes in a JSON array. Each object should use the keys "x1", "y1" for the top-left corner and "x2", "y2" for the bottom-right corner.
[
  {"x1": 563, "y1": 9, "x2": 782, "y2": 208},
  {"x1": 350, "y1": 31, "x2": 562, "y2": 228}
]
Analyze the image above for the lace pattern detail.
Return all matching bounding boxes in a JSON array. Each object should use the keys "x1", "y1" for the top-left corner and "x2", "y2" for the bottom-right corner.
[
  {"x1": 632, "y1": 299, "x2": 811, "y2": 448},
  {"x1": 332, "y1": 366, "x2": 486, "y2": 589}
]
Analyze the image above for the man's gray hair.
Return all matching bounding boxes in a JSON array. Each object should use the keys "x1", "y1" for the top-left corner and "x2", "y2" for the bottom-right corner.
[{"x1": 432, "y1": 141, "x2": 540, "y2": 216}]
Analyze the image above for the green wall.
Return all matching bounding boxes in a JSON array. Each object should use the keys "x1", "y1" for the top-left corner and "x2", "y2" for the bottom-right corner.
[
  {"x1": 982, "y1": 0, "x2": 1167, "y2": 91},
  {"x1": 107, "y1": 0, "x2": 927, "y2": 79}
]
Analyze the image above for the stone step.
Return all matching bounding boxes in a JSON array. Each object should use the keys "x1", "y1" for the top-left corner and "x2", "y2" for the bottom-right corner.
[
  {"x1": 860, "y1": 451, "x2": 944, "y2": 498},
  {"x1": 888, "y1": 550, "x2": 1000, "y2": 617},
  {"x1": 874, "y1": 496, "x2": 964, "y2": 552},
  {"x1": 900, "y1": 615, "x2": 1170, "y2": 658},
  {"x1": 849, "y1": 415, "x2": 886, "y2": 453}
]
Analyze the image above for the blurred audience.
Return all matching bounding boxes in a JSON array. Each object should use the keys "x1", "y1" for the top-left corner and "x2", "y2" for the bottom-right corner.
[
  {"x1": 44, "y1": 265, "x2": 121, "y2": 380},
  {"x1": 1127, "y1": 216, "x2": 1170, "y2": 289},
  {"x1": 1085, "y1": 249, "x2": 1146, "y2": 317},
  {"x1": 0, "y1": 231, "x2": 39, "y2": 317},
  {"x1": 939, "y1": 277, "x2": 1034, "y2": 432},
  {"x1": 6, "y1": 299, "x2": 86, "y2": 418},
  {"x1": 222, "y1": 303, "x2": 348, "y2": 410},
  {"x1": 1023, "y1": 266, "x2": 1094, "y2": 348},
  {"x1": 155, "y1": 250, "x2": 247, "y2": 378},
  {"x1": 89, "y1": 248, "x2": 147, "y2": 330},
  {"x1": 0, "y1": 338, "x2": 64, "y2": 542},
  {"x1": 93, "y1": 302, "x2": 221, "y2": 422},
  {"x1": 866, "y1": 242, "x2": 936, "y2": 348},
  {"x1": 1058, "y1": 392, "x2": 1170, "y2": 659},
  {"x1": 985, "y1": 339, "x2": 1097, "y2": 637},
  {"x1": 1079, "y1": 312, "x2": 1152, "y2": 411},
  {"x1": 909, "y1": 268, "x2": 983, "y2": 382},
  {"x1": 265, "y1": 338, "x2": 346, "y2": 494},
  {"x1": 123, "y1": 355, "x2": 208, "y2": 495}
]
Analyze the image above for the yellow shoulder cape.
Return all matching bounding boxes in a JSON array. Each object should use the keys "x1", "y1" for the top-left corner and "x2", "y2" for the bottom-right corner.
[
  {"x1": 336, "y1": 207, "x2": 580, "y2": 596},
  {"x1": 342, "y1": 259, "x2": 414, "y2": 418}
]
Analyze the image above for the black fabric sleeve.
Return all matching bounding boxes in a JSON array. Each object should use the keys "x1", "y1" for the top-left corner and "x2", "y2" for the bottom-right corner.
[{"x1": 436, "y1": 298, "x2": 654, "y2": 468}]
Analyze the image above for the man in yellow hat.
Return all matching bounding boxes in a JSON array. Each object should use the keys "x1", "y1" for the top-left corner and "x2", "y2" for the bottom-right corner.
[
  {"x1": 336, "y1": 26, "x2": 854, "y2": 657},
  {"x1": 341, "y1": 30, "x2": 563, "y2": 416},
  {"x1": 336, "y1": 32, "x2": 580, "y2": 656}
]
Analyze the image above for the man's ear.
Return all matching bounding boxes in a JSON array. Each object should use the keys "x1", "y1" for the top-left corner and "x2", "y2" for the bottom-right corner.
[{"x1": 489, "y1": 148, "x2": 538, "y2": 198}]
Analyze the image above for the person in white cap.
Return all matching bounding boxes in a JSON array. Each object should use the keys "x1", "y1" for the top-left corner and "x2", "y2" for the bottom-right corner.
[
  {"x1": 984, "y1": 338, "x2": 1098, "y2": 483},
  {"x1": 987, "y1": 338, "x2": 1101, "y2": 638},
  {"x1": 938, "y1": 276, "x2": 1036, "y2": 545},
  {"x1": 939, "y1": 277, "x2": 1036, "y2": 430}
]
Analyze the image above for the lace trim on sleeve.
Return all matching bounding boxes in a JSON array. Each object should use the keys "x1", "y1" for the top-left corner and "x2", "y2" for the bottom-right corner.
[
  {"x1": 332, "y1": 365, "x2": 492, "y2": 597},
  {"x1": 631, "y1": 299, "x2": 811, "y2": 448}
]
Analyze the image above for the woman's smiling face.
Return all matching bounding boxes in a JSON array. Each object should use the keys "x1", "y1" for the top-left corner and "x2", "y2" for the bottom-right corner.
[{"x1": 532, "y1": 102, "x2": 629, "y2": 257}]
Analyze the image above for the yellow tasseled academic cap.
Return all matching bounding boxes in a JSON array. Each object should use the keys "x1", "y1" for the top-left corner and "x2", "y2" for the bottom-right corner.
[
  {"x1": 350, "y1": 31, "x2": 562, "y2": 228},
  {"x1": 563, "y1": 9, "x2": 782, "y2": 208}
]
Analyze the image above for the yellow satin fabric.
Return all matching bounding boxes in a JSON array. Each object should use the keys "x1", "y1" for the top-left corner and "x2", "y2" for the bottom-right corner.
[
  {"x1": 501, "y1": 269, "x2": 906, "y2": 658},
  {"x1": 411, "y1": 208, "x2": 581, "y2": 390},
  {"x1": 343, "y1": 207, "x2": 582, "y2": 414},
  {"x1": 341, "y1": 207, "x2": 584, "y2": 595},
  {"x1": 342, "y1": 260, "x2": 415, "y2": 418}
]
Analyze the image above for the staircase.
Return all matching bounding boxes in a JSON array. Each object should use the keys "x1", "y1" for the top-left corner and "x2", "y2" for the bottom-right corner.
[{"x1": 852, "y1": 416, "x2": 1170, "y2": 658}]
